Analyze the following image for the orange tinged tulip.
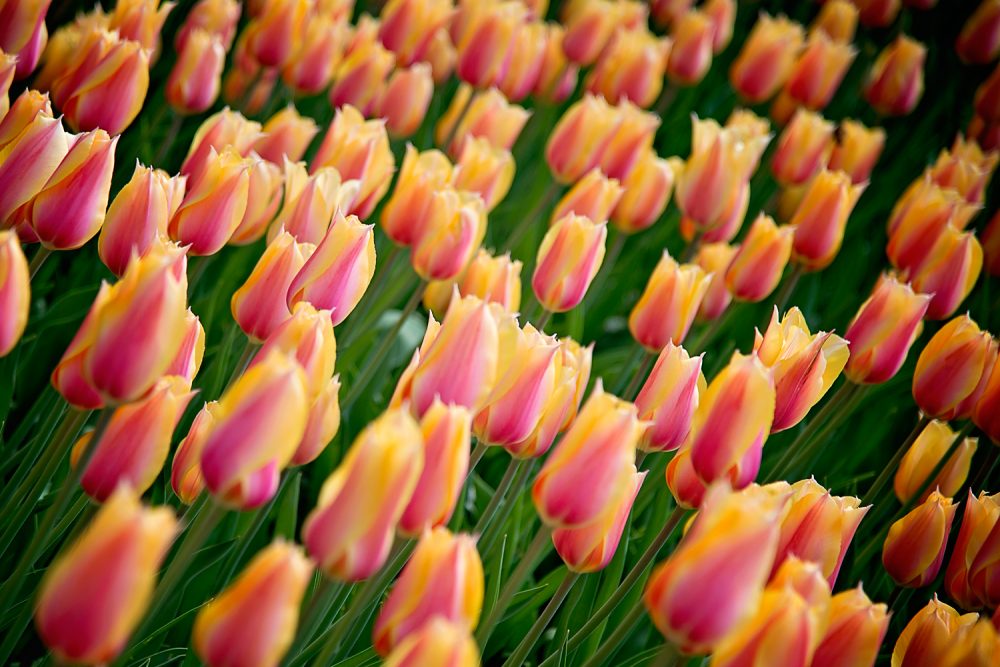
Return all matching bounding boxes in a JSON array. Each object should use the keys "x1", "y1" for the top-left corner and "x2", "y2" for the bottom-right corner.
[
  {"x1": 534, "y1": 23, "x2": 577, "y2": 103},
  {"x1": 893, "y1": 597, "x2": 979, "y2": 666},
  {"x1": 0, "y1": 50, "x2": 14, "y2": 116},
  {"x1": 329, "y1": 20, "x2": 396, "y2": 115},
  {"x1": 254, "y1": 106, "x2": 319, "y2": 165},
  {"x1": 532, "y1": 213, "x2": 607, "y2": 313},
  {"x1": 910, "y1": 226, "x2": 983, "y2": 321},
  {"x1": 704, "y1": 0, "x2": 735, "y2": 53},
  {"x1": 453, "y1": 137, "x2": 515, "y2": 212},
  {"x1": 866, "y1": 35, "x2": 926, "y2": 117},
  {"x1": 886, "y1": 180, "x2": 978, "y2": 273},
  {"x1": 169, "y1": 147, "x2": 252, "y2": 256},
  {"x1": 374, "y1": 528, "x2": 483, "y2": 656},
  {"x1": 957, "y1": 0, "x2": 1000, "y2": 64},
  {"x1": 165, "y1": 29, "x2": 224, "y2": 115},
  {"x1": 497, "y1": 20, "x2": 547, "y2": 103},
  {"x1": 249, "y1": 301, "x2": 336, "y2": 397},
  {"x1": 378, "y1": 0, "x2": 452, "y2": 67},
  {"x1": 884, "y1": 491, "x2": 958, "y2": 587},
  {"x1": 634, "y1": 342, "x2": 705, "y2": 452},
  {"x1": 0, "y1": 109, "x2": 70, "y2": 226},
  {"x1": 773, "y1": 32, "x2": 855, "y2": 123},
  {"x1": 828, "y1": 120, "x2": 885, "y2": 185},
  {"x1": 855, "y1": 0, "x2": 900, "y2": 27},
  {"x1": 587, "y1": 25, "x2": 670, "y2": 107},
  {"x1": 171, "y1": 401, "x2": 218, "y2": 503},
  {"x1": 244, "y1": 0, "x2": 308, "y2": 68},
  {"x1": 941, "y1": 618, "x2": 1000, "y2": 667},
  {"x1": 985, "y1": 209, "x2": 1000, "y2": 277},
  {"x1": 381, "y1": 145, "x2": 454, "y2": 247},
  {"x1": 165, "y1": 308, "x2": 206, "y2": 386},
  {"x1": 544, "y1": 94, "x2": 619, "y2": 184},
  {"x1": 456, "y1": 249, "x2": 521, "y2": 313},
  {"x1": 303, "y1": 408, "x2": 423, "y2": 581},
  {"x1": 667, "y1": 10, "x2": 713, "y2": 86},
  {"x1": 289, "y1": 374, "x2": 341, "y2": 467},
  {"x1": 729, "y1": 14, "x2": 805, "y2": 103},
  {"x1": 811, "y1": 586, "x2": 889, "y2": 667},
  {"x1": 436, "y1": 85, "x2": 531, "y2": 158},
  {"x1": 194, "y1": 541, "x2": 312, "y2": 667},
  {"x1": 229, "y1": 155, "x2": 283, "y2": 246},
  {"x1": 896, "y1": 421, "x2": 978, "y2": 505},
  {"x1": 551, "y1": 168, "x2": 624, "y2": 224},
  {"x1": 724, "y1": 213, "x2": 793, "y2": 302},
  {"x1": 533, "y1": 381, "x2": 645, "y2": 529},
  {"x1": 811, "y1": 0, "x2": 858, "y2": 43},
  {"x1": 694, "y1": 242, "x2": 735, "y2": 321},
  {"x1": 666, "y1": 446, "x2": 712, "y2": 508},
  {"x1": 973, "y1": 345, "x2": 1000, "y2": 443},
  {"x1": 51, "y1": 281, "x2": 113, "y2": 410},
  {"x1": 34, "y1": 486, "x2": 176, "y2": 665},
  {"x1": 390, "y1": 312, "x2": 444, "y2": 410},
  {"x1": 0, "y1": 230, "x2": 29, "y2": 357},
  {"x1": 598, "y1": 100, "x2": 660, "y2": 181},
  {"x1": 913, "y1": 315, "x2": 994, "y2": 419},
  {"x1": 926, "y1": 137, "x2": 997, "y2": 205},
  {"x1": 377, "y1": 63, "x2": 434, "y2": 138},
  {"x1": 975, "y1": 64, "x2": 1000, "y2": 125},
  {"x1": 109, "y1": 0, "x2": 174, "y2": 59},
  {"x1": 453, "y1": 1, "x2": 526, "y2": 88},
  {"x1": 411, "y1": 188, "x2": 486, "y2": 282},
  {"x1": 629, "y1": 252, "x2": 709, "y2": 350},
  {"x1": 649, "y1": 0, "x2": 693, "y2": 27},
  {"x1": 0, "y1": 0, "x2": 50, "y2": 63},
  {"x1": 282, "y1": 15, "x2": 346, "y2": 95},
  {"x1": 612, "y1": 149, "x2": 674, "y2": 234},
  {"x1": 270, "y1": 160, "x2": 358, "y2": 246},
  {"x1": 0, "y1": 89, "x2": 52, "y2": 150},
  {"x1": 789, "y1": 169, "x2": 865, "y2": 270},
  {"x1": 175, "y1": 0, "x2": 240, "y2": 51},
  {"x1": 771, "y1": 108, "x2": 835, "y2": 186},
  {"x1": 383, "y1": 617, "x2": 479, "y2": 667},
  {"x1": 945, "y1": 491, "x2": 1000, "y2": 609},
  {"x1": 180, "y1": 108, "x2": 261, "y2": 186},
  {"x1": 561, "y1": 0, "x2": 646, "y2": 66}
]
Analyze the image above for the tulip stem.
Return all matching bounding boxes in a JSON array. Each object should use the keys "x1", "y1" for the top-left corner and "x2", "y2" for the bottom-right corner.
[
  {"x1": 154, "y1": 111, "x2": 184, "y2": 166},
  {"x1": 503, "y1": 571, "x2": 580, "y2": 667},
  {"x1": 622, "y1": 350, "x2": 655, "y2": 401},
  {"x1": 859, "y1": 414, "x2": 930, "y2": 508},
  {"x1": 476, "y1": 524, "x2": 554, "y2": 648},
  {"x1": 506, "y1": 180, "x2": 561, "y2": 252},
  {"x1": 536, "y1": 309, "x2": 553, "y2": 331},
  {"x1": 343, "y1": 281, "x2": 426, "y2": 410},
  {"x1": 217, "y1": 471, "x2": 295, "y2": 588},
  {"x1": 473, "y1": 458, "x2": 527, "y2": 537},
  {"x1": 688, "y1": 305, "x2": 734, "y2": 355},
  {"x1": 28, "y1": 245, "x2": 51, "y2": 279},
  {"x1": 469, "y1": 438, "x2": 489, "y2": 475},
  {"x1": 577, "y1": 602, "x2": 646, "y2": 667},
  {"x1": 290, "y1": 577, "x2": 347, "y2": 659},
  {"x1": 477, "y1": 461, "x2": 534, "y2": 558},
  {"x1": 680, "y1": 231, "x2": 703, "y2": 263},
  {"x1": 226, "y1": 338, "x2": 260, "y2": 389},
  {"x1": 771, "y1": 263, "x2": 805, "y2": 315},
  {"x1": 441, "y1": 88, "x2": 475, "y2": 155}
]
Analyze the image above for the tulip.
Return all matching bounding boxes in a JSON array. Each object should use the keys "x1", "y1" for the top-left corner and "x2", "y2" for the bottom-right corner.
[
  {"x1": 926, "y1": 137, "x2": 997, "y2": 205},
  {"x1": 844, "y1": 274, "x2": 931, "y2": 385},
  {"x1": 724, "y1": 214, "x2": 793, "y2": 302},
  {"x1": 827, "y1": 120, "x2": 886, "y2": 185},
  {"x1": 254, "y1": 106, "x2": 319, "y2": 165},
  {"x1": 270, "y1": 162, "x2": 356, "y2": 246},
  {"x1": 34, "y1": 486, "x2": 176, "y2": 665},
  {"x1": 533, "y1": 381, "x2": 645, "y2": 529},
  {"x1": 772, "y1": 478, "x2": 869, "y2": 586},
  {"x1": 544, "y1": 94, "x2": 619, "y2": 184},
  {"x1": 0, "y1": 109, "x2": 70, "y2": 226},
  {"x1": 534, "y1": 23, "x2": 577, "y2": 103},
  {"x1": 249, "y1": 301, "x2": 336, "y2": 399},
  {"x1": 108, "y1": 0, "x2": 174, "y2": 59},
  {"x1": 551, "y1": 168, "x2": 623, "y2": 224},
  {"x1": 451, "y1": 249, "x2": 521, "y2": 313},
  {"x1": 532, "y1": 213, "x2": 607, "y2": 313},
  {"x1": 311, "y1": 105, "x2": 395, "y2": 218},
  {"x1": 436, "y1": 85, "x2": 531, "y2": 158},
  {"x1": 553, "y1": 467, "x2": 646, "y2": 572},
  {"x1": 649, "y1": 0, "x2": 692, "y2": 26},
  {"x1": 913, "y1": 315, "x2": 993, "y2": 419},
  {"x1": 164, "y1": 308, "x2": 205, "y2": 387},
  {"x1": 0, "y1": 49, "x2": 14, "y2": 114},
  {"x1": 896, "y1": 423, "x2": 979, "y2": 507},
  {"x1": 704, "y1": 0, "x2": 735, "y2": 53},
  {"x1": 194, "y1": 541, "x2": 312, "y2": 667},
  {"x1": 855, "y1": 0, "x2": 901, "y2": 27},
  {"x1": 973, "y1": 346, "x2": 1000, "y2": 443},
  {"x1": 598, "y1": 101, "x2": 660, "y2": 181},
  {"x1": 0, "y1": 230, "x2": 29, "y2": 357},
  {"x1": 730, "y1": 14, "x2": 805, "y2": 103},
  {"x1": 644, "y1": 483, "x2": 786, "y2": 653},
  {"x1": 773, "y1": 32, "x2": 855, "y2": 123},
  {"x1": 694, "y1": 242, "x2": 736, "y2": 321},
  {"x1": 243, "y1": 0, "x2": 308, "y2": 68},
  {"x1": 175, "y1": 0, "x2": 240, "y2": 51},
  {"x1": 865, "y1": 35, "x2": 926, "y2": 117},
  {"x1": 453, "y1": 137, "x2": 515, "y2": 212},
  {"x1": 887, "y1": 180, "x2": 978, "y2": 273},
  {"x1": 282, "y1": 15, "x2": 346, "y2": 96},
  {"x1": 910, "y1": 226, "x2": 984, "y2": 320},
  {"x1": 612, "y1": 149, "x2": 674, "y2": 234},
  {"x1": 0, "y1": 0, "x2": 50, "y2": 65},
  {"x1": 424, "y1": 26, "x2": 455, "y2": 84},
  {"x1": 811, "y1": 586, "x2": 889, "y2": 667},
  {"x1": 374, "y1": 528, "x2": 483, "y2": 656},
  {"x1": 497, "y1": 20, "x2": 547, "y2": 103},
  {"x1": 411, "y1": 189, "x2": 487, "y2": 282},
  {"x1": 378, "y1": 0, "x2": 452, "y2": 66},
  {"x1": 303, "y1": 408, "x2": 424, "y2": 581},
  {"x1": 561, "y1": 0, "x2": 646, "y2": 66},
  {"x1": 688, "y1": 353, "x2": 775, "y2": 485},
  {"x1": 51, "y1": 281, "x2": 112, "y2": 410},
  {"x1": 723, "y1": 108, "x2": 775, "y2": 173},
  {"x1": 165, "y1": 30, "x2": 224, "y2": 115},
  {"x1": 381, "y1": 146, "x2": 454, "y2": 247},
  {"x1": 985, "y1": 209, "x2": 1000, "y2": 277},
  {"x1": 883, "y1": 491, "x2": 958, "y2": 588},
  {"x1": 634, "y1": 342, "x2": 705, "y2": 452},
  {"x1": 667, "y1": 10, "x2": 713, "y2": 86},
  {"x1": 328, "y1": 23, "x2": 396, "y2": 115},
  {"x1": 586, "y1": 25, "x2": 670, "y2": 107},
  {"x1": 789, "y1": 169, "x2": 866, "y2": 271},
  {"x1": 180, "y1": 108, "x2": 261, "y2": 186},
  {"x1": 629, "y1": 252, "x2": 710, "y2": 350},
  {"x1": 945, "y1": 491, "x2": 1000, "y2": 609},
  {"x1": 383, "y1": 617, "x2": 480, "y2": 667},
  {"x1": 171, "y1": 401, "x2": 218, "y2": 503},
  {"x1": 957, "y1": 0, "x2": 1000, "y2": 64},
  {"x1": 665, "y1": 446, "x2": 709, "y2": 508},
  {"x1": 168, "y1": 147, "x2": 252, "y2": 255},
  {"x1": 390, "y1": 312, "x2": 443, "y2": 410},
  {"x1": 453, "y1": 1, "x2": 526, "y2": 88},
  {"x1": 893, "y1": 597, "x2": 979, "y2": 666},
  {"x1": 941, "y1": 619, "x2": 1000, "y2": 667},
  {"x1": 27, "y1": 129, "x2": 116, "y2": 250},
  {"x1": 770, "y1": 555, "x2": 833, "y2": 613},
  {"x1": 200, "y1": 350, "x2": 309, "y2": 509},
  {"x1": 229, "y1": 155, "x2": 283, "y2": 246},
  {"x1": 975, "y1": 65, "x2": 1000, "y2": 126},
  {"x1": 0, "y1": 89, "x2": 52, "y2": 150},
  {"x1": 771, "y1": 109, "x2": 835, "y2": 186},
  {"x1": 755, "y1": 307, "x2": 849, "y2": 432},
  {"x1": 376, "y1": 63, "x2": 434, "y2": 139}
]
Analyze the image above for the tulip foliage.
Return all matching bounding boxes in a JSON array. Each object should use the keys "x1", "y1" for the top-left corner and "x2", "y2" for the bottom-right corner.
[{"x1": 2, "y1": 1, "x2": 1000, "y2": 666}]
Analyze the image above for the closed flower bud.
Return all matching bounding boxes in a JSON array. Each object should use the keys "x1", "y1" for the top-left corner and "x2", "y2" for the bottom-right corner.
[
  {"x1": 282, "y1": 15, "x2": 346, "y2": 96},
  {"x1": 844, "y1": 274, "x2": 931, "y2": 384},
  {"x1": 854, "y1": 0, "x2": 901, "y2": 27},
  {"x1": 975, "y1": 65, "x2": 1000, "y2": 125},
  {"x1": 942, "y1": 618, "x2": 1000, "y2": 667},
  {"x1": 667, "y1": 10, "x2": 713, "y2": 86},
  {"x1": 644, "y1": 482, "x2": 786, "y2": 653},
  {"x1": 724, "y1": 213, "x2": 793, "y2": 302},
  {"x1": 273, "y1": 161, "x2": 358, "y2": 246},
  {"x1": 229, "y1": 154, "x2": 283, "y2": 246},
  {"x1": 598, "y1": 101, "x2": 660, "y2": 182},
  {"x1": 649, "y1": 0, "x2": 692, "y2": 26},
  {"x1": 411, "y1": 189, "x2": 487, "y2": 282},
  {"x1": 244, "y1": 0, "x2": 308, "y2": 68},
  {"x1": 887, "y1": 180, "x2": 978, "y2": 273},
  {"x1": 329, "y1": 24, "x2": 396, "y2": 115},
  {"x1": 884, "y1": 490, "x2": 958, "y2": 587},
  {"x1": 109, "y1": 0, "x2": 174, "y2": 59},
  {"x1": 910, "y1": 226, "x2": 984, "y2": 320},
  {"x1": 0, "y1": 89, "x2": 52, "y2": 150},
  {"x1": 376, "y1": 63, "x2": 433, "y2": 139},
  {"x1": 437, "y1": 85, "x2": 531, "y2": 158},
  {"x1": 233, "y1": 235, "x2": 316, "y2": 343},
  {"x1": 829, "y1": 120, "x2": 885, "y2": 185},
  {"x1": 893, "y1": 597, "x2": 979, "y2": 666},
  {"x1": 390, "y1": 312, "x2": 443, "y2": 410},
  {"x1": 291, "y1": 375, "x2": 341, "y2": 467},
  {"x1": 224, "y1": 64, "x2": 274, "y2": 119},
  {"x1": 251, "y1": 302, "x2": 336, "y2": 397},
  {"x1": 28, "y1": 129, "x2": 116, "y2": 250},
  {"x1": 374, "y1": 529, "x2": 483, "y2": 656},
  {"x1": 914, "y1": 315, "x2": 993, "y2": 419},
  {"x1": 304, "y1": 408, "x2": 423, "y2": 580},
  {"x1": 383, "y1": 618, "x2": 479, "y2": 667},
  {"x1": 201, "y1": 350, "x2": 309, "y2": 509},
  {"x1": 865, "y1": 35, "x2": 926, "y2": 116},
  {"x1": 772, "y1": 478, "x2": 869, "y2": 585},
  {"x1": 452, "y1": 249, "x2": 521, "y2": 313},
  {"x1": 175, "y1": 0, "x2": 240, "y2": 52},
  {"x1": 928, "y1": 137, "x2": 997, "y2": 205},
  {"x1": 378, "y1": 0, "x2": 452, "y2": 66},
  {"x1": 381, "y1": 145, "x2": 454, "y2": 247},
  {"x1": 0, "y1": 0, "x2": 50, "y2": 65},
  {"x1": 254, "y1": 106, "x2": 319, "y2": 165},
  {"x1": 194, "y1": 541, "x2": 312, "y2": 667},
  {"x1": 945, "y1": 491, "x2": 1000, "y2": 609},
  {"x1": 551, "y1": 168, "x2": 624, "y2": 224},
  {"x1": 171, "y1": 401, "x2": 218, "y2": 503},
  {"x1": 790, "y1": 169, "x2": 865, "y2": 270},
  {"x1": 897, "y1": 421, "x2": 978, "y2": 505},
  {"x1": 811, "y1": 586, "x2": 889, "y2": 667},
  {"x1": 771, "y1": 109, "x2": 835, "y2": 186},
  {"x1": 165, "y1": 29, "x2": 224, "y2": 115},
  {"x1": 973, "y1": 348, "x2": 1000, "y2": 443},
  {"x1": 0, "y1": 230, "x2": 28, "y2": 357},
  {"x1": 180, "y1": 108, "x2": 261, "y2": 186},
  {"x1": 454, "y1": 1, "x2": 526, "y2": 88},
  {"x1": 533, "y1": 381, "x2": 645, "y2": 529},
  {"x1": 496, "y1": 20, "x2": 546, "y2": 103},
  {"x1": 634, "y1": 342, "x2": 705, "y2": 452},
  {"x1": 812, "y1": 0, "x2": 858, "y2": 43},
  {"x1": 612, "y1": 149, "x2": 674, "y2": 234},
  {"x1": 311, "y1": 105, "x2": 394, "y2": 218},
  {"x1": 545, "y1": 94, "x2": 619, "y2": 184},
  {"x1": 629, "y1": 252, "x2": 710, "y2": 350},
  {"x1": 34, "y1": 486, "x2": 177, "y2": 665},
  {"x1": 453, "y1": 137, "x2": 515, "y2": 212},
  {"x1": 561, "y1": 0, "x2": 647, "y2": 66},
  {"x1": 165, "y1": 308, "x2": 206, "y2": 385},
  {"x1": 0, "y1": 50, "x2": 14, "y2": 116},
  {"x1": 694, "y1": 242, "x2": 736, "y2": 321},
  {"x1": 51, "y1": 281, "x2": 112, "y2": 410},
  {"x1": 773, "y1": 32, "x2": 856, "y2": 123},
  {"x1": 755, "y1": 307, "x2": 849, "y2": 432},
  {"x1": 985, "y1": 209, "x2": 1000, "y2": 276},
  {"x1": 534, "y1": 23, "x2": 578, "y2": 103},
  {"x1": 704, "y1": 0, "x2": 735, "y2": 52},
  {"x1": 532, "y1": 213, "x2": 607, "y2": 313},
  {"x1": 587, "y1": 25, "x2": 670, "y2": 107},
  {"x1": 957, "y1": 0, "x2": 1000, "y2": 64},
  {"x1": 666, "y1": 446, "x2": 708, "y2": 508},
  {"x1": 553, "y1": 467, "x2": 646, "y2": 572},
  {"x1": 730, "y1": 14, "x2": 805, "y2": 103},
  {"x1": 0, "y1": 109, "x2": 70, "y2": 225},
  {"x1": 169, "y1": 147, "x2": 252, "y2": 255}
]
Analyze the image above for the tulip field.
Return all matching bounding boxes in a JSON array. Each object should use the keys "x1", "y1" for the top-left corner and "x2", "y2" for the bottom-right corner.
[{"x1": 4, "y1": 0, "x2": 1000, "y2": 665}]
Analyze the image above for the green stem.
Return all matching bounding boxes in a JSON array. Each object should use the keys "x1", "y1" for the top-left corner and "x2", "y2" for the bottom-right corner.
[
  {"x1": 505, "y1": 180, "x2": 561, "y2": 252},
  {"x1": 536, "y1": 309, "x2": 553, "y2": 332},
  {"x1": 622, "y1": 350, "x2": 655, "y2": 401},
  {"x1": 28, "y1": 246, "x2": 52, "y2": 280},
  {"x1": 225, "y1": 338, "x2": 260, "y2": 390},
  {"x1": 502, "y1": 572, "x2": 579, "y2": 667},
  {"x1": 469, "y1": 439, "x2": 489, "y2": 475},
  {"x1": 441, "y1": 87, "x2": 475, "y2": 155},
  {"x1": 217, "y1": 471, "x2": 295, "y2": 588},
  {"x1": 860, "y1": 414, "x2": 930, "y2": 508},
  {"x1": 154, "y1": 112, "x2": 184, "y2": 167},
  {"x1": 578, "y1": 602, "x2": 646, "y2": 667},
  {"x1": 771, "y1": 263, "x2": 805, "y2": 316},
  {"x1": 289, "y1": 577, "x2": 346, "y2": 659},
  {"x1": 477, "y1": 461, "x2": 534, "y2": 559},
  {"x1": 472, "y1": 458, "x2": 525, "y2": 536}
]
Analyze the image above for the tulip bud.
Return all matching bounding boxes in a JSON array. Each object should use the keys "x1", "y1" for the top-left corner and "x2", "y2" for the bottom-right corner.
[
  {"x1": 0, "y1": 110, "x2": 70, "y2": 225},
  {"x1": 883, "y1": 490, "x2": 958, "y2": 587},
  {"x1": 587, "y1": 25, "x2": 670, "y2": 107},
  {"x1": 928, "y1": 137, "x2": 997, "y2": 205},
  {"x1": 0, "y1": 50, "x2": 14, "y2": 114},
  {"x1": 865, "y1": 35, "x2": 926, "y2": 117},
  {"x1": 629, "y1": 252, "x2": 710, "y2": 350},
  {"x1": 303, "y1": 408, "x2": 423, "y2": 581},
  {"x1": 957, "y1": 0, "x2": 1000, "y2": 64},
  {"x1": 771, "y1": 478, "x2": 869, "y2": 586},
  {"x1": 0, "y1": 230, "x2": 29, "y2": 357},
  {"x1": 545, "y1": 94, "x2": 619, "y2": 184},
  {"x1": 887, "y1": 180, "x2": 978, "y2": 273},
  {"x1": 329, "y1": 23, "x2": 396, "y2": 115},
  {"x1": 34, "y1": 486, "x2": 176, "y2": 665},
  {"x1": 311, "y1": 105, "x2": 395, "y2": 218},
  {"x1": 649, "y1": 0, "x2": 692, "y2": 26},
  {"x1": 755, "y1": 308, "x2": 850, "y2": 433},
  {"x1": 200, "y1": 350, "x2": 309, "y2": 509},
  {"x1": 532, "y1": 213, "x2": 607, "y2": 313},
  {"x1": 945, "y1": 491, "x2": 1000, "y2": 609},
  {"x1": 644, "y1": 483, "x2": 786, "y2": 653},
  {"x1": 165, "y1": 308, "x2": 205, "y2": 386},
  {"x1": 533, "y1": 381, "x2": 645, "y2": 529},
  {"x1": 725, "y1": 108, "x2": 775, "y2": 170},
  {"x1": 975, "y1": 65, "x2": 1000, "y2": 126},
  {"x1": 453, "y1": 1, "x2": 526, "y2": 88},
  {"x1": 390, "y1": 312, "x2": 443, "y2": 410},
  {"x1": 973, "y1": 347, "x2": 1000, "y2": 443},
  {"x1": 254, "y1": 106, "x2": 319, "y2": 165},
  {"x1": 437, "y1": 85, "x2": 531, "y2": 158},
  {"x1": 534, "y1": 23, "x2": 578, "y2": 104},
  {"x1": 896, "y1": 424, "x2": 979, "y2": 508},
  {"x1": 165, "y1": 29, "x2": 224, "y2": 115},
  {"x1": 496, "y1": 20, "x2": 547, "y2": 103},
  {"x1": 910, "y1": 226, "x2": 984, "y2": 321},
  {"x1": 453, "y1": 137, "x2": 515, "y2": 212},
  {"x1": 789, "y1": 169, "x2": 865, "y2": 271},
  {"x1": 893, "y1": 597, "x2": 979, "y2": 666},
  {"x1": 378, "y1": 0, "x2": 452, "y2": 66},
  {"x1": 730, "y1": 14, "x2": 805, "y2": 103},
  {"x1": 376, "y1": 63, "x2": 434, "y2": 139},
  {"x1": 0, "y1": 0, "x2": 50, "y2": 67},
  {"x1": 281, "y1": 15, "x2": 346, "y2": 96},
  {"x1": 229, "y1": 155, "x2": 283, "y2": 247},
  {"x1": 913, "y1": 315, "x2": 994, "y2": 419},
  {"x1": 634, "y1": 342, "x2": 705, "y2": 452},
  {"x1": 773, "y1": 32, "x2": 856, "y2": 123},
  {"x1": 942, "y1": 618, "x2": 1000, "y2": 667},
  {"x1": 598, "y1": 101, "x2": 660, "y2": 182},
  {"x1": 553, "y1": 467, "x2": 646, "y2": 572},
  {"x1": 250, "y1": 301, "x2": 336, "y2": 398},
  {"x1": 108, "y1": 0, "x2": 174, "y2": 59},
  {"x1": 561, "y1": 0, "x2": 647, "y2": 66},
  {"x1": 844, "y1": 274, "x2": 931, "y2": 385},
  {"x1": 383, "y1": 617, "x2": 480, "y2": 667},
  {"x1": 612, "y1": 149, "x2": 674, "y2": 234},
  {"x1": 243, "y1": 0, "x2": 309, "y2": 68},
  {"x1": 694, "y1": 242, "x2": 736, "y2": 321},
  {"x1": 374, "y1": 528, "x2": 483, "y2": 656},
  {"x1": 194, "y1": 541, "x2": 312, "y2": 667},
  {"x1": 411, "y1": 189, "x2": 487, "y2": 282},
  {"x1": 854, "y1": 0, "x2": 901, "y2": 27},
  {"x1": 724, "y1": 214, "x2": 793, "y2": 302},
  {"x1": 450, "y1": 249, "x2": 522, "y2": 314},
  {"x1": 667, "y1": 10, "x2": 713, "y2": 86},
  {"x1": 828, "y1": 120, "x2": 885, "y2": 185},
  {"x1": 665, "y1": 446, "x2": 707, "y2": 508},
  {"x1": 771, "y1": 109, "x2": 835, "y2": 186},
  {"x1": 0, "y1": 89, "x2": 52, "y2": 150},
  {"x1": 551, "y1": 168, "x2": 624, "y2": 224},
  {"x1": 169, "y1": 147, "x2": 252, "y2": 255},
  {"x1": 180, "y1": 108, "x2": 261, "y2": 186},
  {"x1": 171, "y1": 401, "x2": 218, "y2": 503},
  {"x1": 175, "y1": 0, "x2": 240, "y2": 51},
  {"x1": 381, "y1": 146, "x2": 454, "y2": 247},
  {"x1": 811, "y1": 586, "x2": 889, "y2": 667},
  {"x1": 27, "y1": 129, "x2": 116, "y2": 250},
  {"x1": 270, "y1": 161, "x2": 357, "y2": 246}
]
